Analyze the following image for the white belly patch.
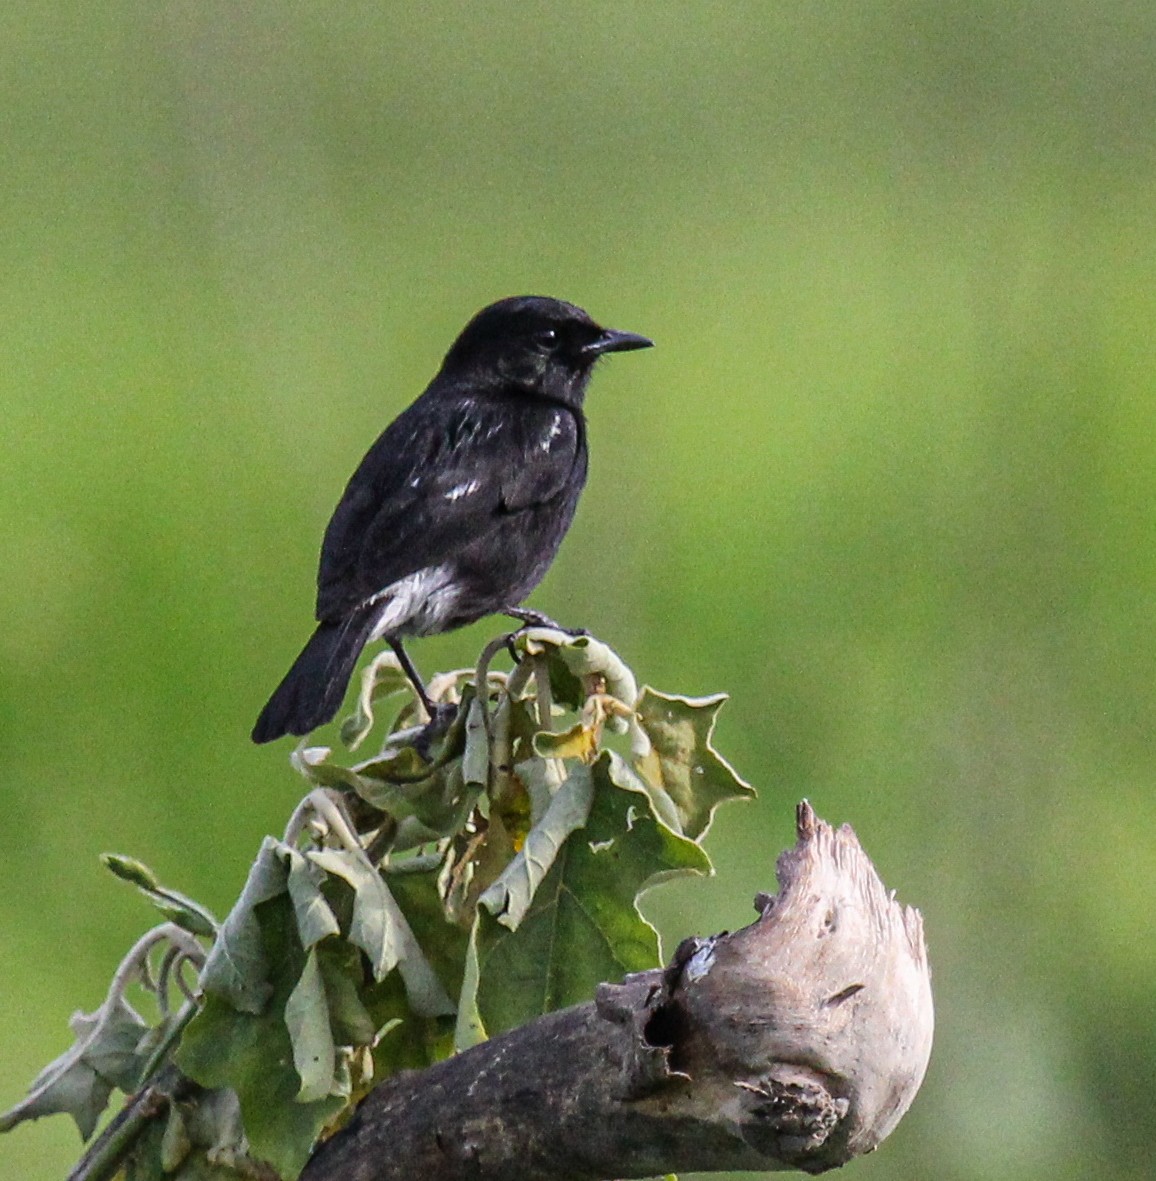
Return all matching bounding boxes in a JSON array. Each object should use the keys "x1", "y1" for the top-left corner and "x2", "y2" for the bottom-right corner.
[{"x1": 368, "y1": 564, "x2": 459, "y2": 639}]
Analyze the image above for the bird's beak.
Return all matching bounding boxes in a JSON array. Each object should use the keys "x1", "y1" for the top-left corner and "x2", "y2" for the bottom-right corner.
[{"x1": 584, "y1": 328, "x2": 654, "y2": 356}]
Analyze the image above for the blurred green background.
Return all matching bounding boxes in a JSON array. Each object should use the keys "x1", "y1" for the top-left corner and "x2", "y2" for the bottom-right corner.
[{"x1": 3, "y1": 3, "x2": 1154, "y2": 1178}]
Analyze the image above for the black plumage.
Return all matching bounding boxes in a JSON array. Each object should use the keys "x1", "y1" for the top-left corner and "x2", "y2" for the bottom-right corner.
[{"x1": 252, "y1": 295, "x2": 652, "y2": 743}]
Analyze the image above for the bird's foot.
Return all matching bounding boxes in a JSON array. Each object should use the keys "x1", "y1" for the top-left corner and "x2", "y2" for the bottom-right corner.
[
  {"x1": 412, "y1": 700, "x2": 459, "y2": 760},
  {"x1": 502, "y1": 607, "x2": 589, "y2": 638}
]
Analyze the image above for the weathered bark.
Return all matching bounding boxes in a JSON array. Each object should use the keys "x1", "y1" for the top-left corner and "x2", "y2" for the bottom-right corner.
[{"x1": 302, "y1": 801, "x2": 933, "y2": 1180}]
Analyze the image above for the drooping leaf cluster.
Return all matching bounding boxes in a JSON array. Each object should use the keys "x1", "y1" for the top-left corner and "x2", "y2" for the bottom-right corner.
[{"x1": 1, "y1": 628, "x2": 752, "y2": 1180}]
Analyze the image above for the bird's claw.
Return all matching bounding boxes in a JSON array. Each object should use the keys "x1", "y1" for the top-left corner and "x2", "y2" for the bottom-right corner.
[
  {"x1": 502, "y1": 607, "x2": 589, "y2": 638},
  {"x1": 412, "y1": 701, "x2": 459, "y2": 759}
]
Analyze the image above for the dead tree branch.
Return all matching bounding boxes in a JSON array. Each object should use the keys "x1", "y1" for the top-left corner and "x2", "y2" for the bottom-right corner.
[{"x1": 302, "y1": 801, "x2": 933, "y2": 1180}]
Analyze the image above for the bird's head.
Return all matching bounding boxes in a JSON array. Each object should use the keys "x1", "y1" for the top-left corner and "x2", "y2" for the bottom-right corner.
[{"x1": 440, "y1": 295, "x2": 652, "y2": 405}]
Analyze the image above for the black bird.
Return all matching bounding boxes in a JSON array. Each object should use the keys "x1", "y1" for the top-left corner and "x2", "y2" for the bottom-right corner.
[{"x1": 252, "y1": 295, "x2": 652, "y2": 743}]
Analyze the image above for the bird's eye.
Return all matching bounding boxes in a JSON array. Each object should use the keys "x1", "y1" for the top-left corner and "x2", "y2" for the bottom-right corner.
[{"x1": 535, "y1": 328, "x2": 558, "y2": 349}]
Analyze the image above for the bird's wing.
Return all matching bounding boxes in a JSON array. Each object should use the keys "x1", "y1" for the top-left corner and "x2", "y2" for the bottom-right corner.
[{"x1": 315, "y1": 391, "x2": 583, "y2": 620}]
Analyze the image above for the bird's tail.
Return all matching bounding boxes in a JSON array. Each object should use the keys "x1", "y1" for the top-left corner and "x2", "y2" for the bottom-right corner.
[{"x1": 251, "y1": 607, "x2": 379, "y2": 744}]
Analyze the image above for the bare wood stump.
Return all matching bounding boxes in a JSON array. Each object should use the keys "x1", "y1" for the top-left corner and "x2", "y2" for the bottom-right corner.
[{"x1": 301, "y1": 801, "x2": 933, "y2": 1180}]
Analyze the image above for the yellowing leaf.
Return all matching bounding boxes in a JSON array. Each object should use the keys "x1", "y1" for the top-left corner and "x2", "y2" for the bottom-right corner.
[{"x1": 532, "y1": 721, "x2": 599, "y2": 762}]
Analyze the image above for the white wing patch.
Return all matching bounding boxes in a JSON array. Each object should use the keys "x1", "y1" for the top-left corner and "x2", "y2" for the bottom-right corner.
[
  {"x1": 444, "y1": 479, "x2": 481, "y2": 501},
  {"x1": 369, "y1": 564, "x2": 460, "y2": 638},
  {"x1": 539, "y1": 412, "x2": 564, "y2": 452}
]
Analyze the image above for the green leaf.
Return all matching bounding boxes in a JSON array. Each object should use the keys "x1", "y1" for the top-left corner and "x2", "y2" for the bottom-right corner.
[
  {"x1": 632, "y1": 688, "x2": 755, "y2": 840},
  {"x1": 384, "y1": 867, "x2": 469, "y2": 1010},
  {"x1": 358, "y1": 975, "x2": 453, "y2": 1081},
  {"x1": 101, "y1": 854, "x2": 160, "y2": 890},
  {"x1": 475, "y1": 753, "x2": 710, "y2": 1036},
  {"x1": 177, "y1": 896, "x2": 345, "y2": 1180},
  {"x1": 316, "y1": 943, "x2": 377, "y2": 1047},
  {"x1": 479, "y1": 763, "x2": 595, "y2": 930},
  {"x1": 101, "y1": 854, "x2": 219, "y2": 938},
  {"x1": 285, "y1": 950, "x2": 337, "y2": 1103},
  {"x1": 198, "y1": 838, "x2": 290, "y2": 1014}
]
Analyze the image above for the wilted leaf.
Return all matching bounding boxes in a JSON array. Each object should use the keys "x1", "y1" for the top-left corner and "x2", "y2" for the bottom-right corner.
[
  {"x1": 352, "y1": 744, "x2": 431, "y2": 787},
  {"x1": 177, "y1": 896, "x2": 345, "y2": 1180},
  {"x1": 0, "y1": 997, "x2": 150, "y2": 1140},
  {"x1": 306, "y1": 850, "x2": 400, "y2": 980},
  {"x1": 453, "y1": 928, "x2": 485, "y2": 1054},
  {"x1": 285, "y1": 950, "x2": 337, "y2": 1103},
  {"x1": 125, "y1": 1089, "x2": 260, "y2": 1181},
  {"x1": 475, "y1": 753, "x2": 710, "y2": 1035},
  {"x1": 309, "y1": 850, "x2": 454, "y2": 1018},
  {"x1": 461, "y1": 696, "x2": 490, "y2": 787},
  {"x1": 604, "y1": 750, "x2": 680, "y2": 833},
  {"x1": 357, "y1": 867, "x2": 468, "y2": 1080},
  {"x1": 291, "y1": 746, "x2": 377, "y2": 796},
  {"x1": 632, "y1": 688, "x2": 754, "y2": 840},
  {"x1": 354, "y1": 759, "x2": 481, "y2": 848},
  {"x1": 512, "y1": 756, "x2": 558, "y2": 826},
  {"x1": 0, "y1": 1048, "x2": 111, "y2": 1141},
  {"x1": 185, "y1": 1087, "x2": 247, "y2": 1164},
  {"x1": 198, "y1": 838, "x2": 291, "y2": 1014},
  {"x1": 285, "y1": 850, "x2": 340, "y2": 950},
  {"x1": 517, "y1": 628, "x2": 638, "y2": 706},
  {"x1": 159, "y1": 1103, "x2": 191, "y2": 1172},
  {"x1": 69, "y1": 998, "x2": 150, "y2": 1092},
  {"x1": 479, "y1": 763, "x2": 595, "y2": 930},
  {"x1": 340, "y1": 650, "x2": 412, "y2": 750},
  {"x1": 391, "y1": 868, "x2": 468, "y2": 1000}
]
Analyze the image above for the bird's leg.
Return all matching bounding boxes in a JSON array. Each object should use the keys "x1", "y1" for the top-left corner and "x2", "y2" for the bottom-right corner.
[
  {"x1": 387, "y1": 638, "x2": 456, "y2": 728},
  {"x1": 501, "y1": 607, "x2": 589, "y2": 638},
  {"x1": 505, "y1": 632, "x2": 523, "y2": 666}
]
